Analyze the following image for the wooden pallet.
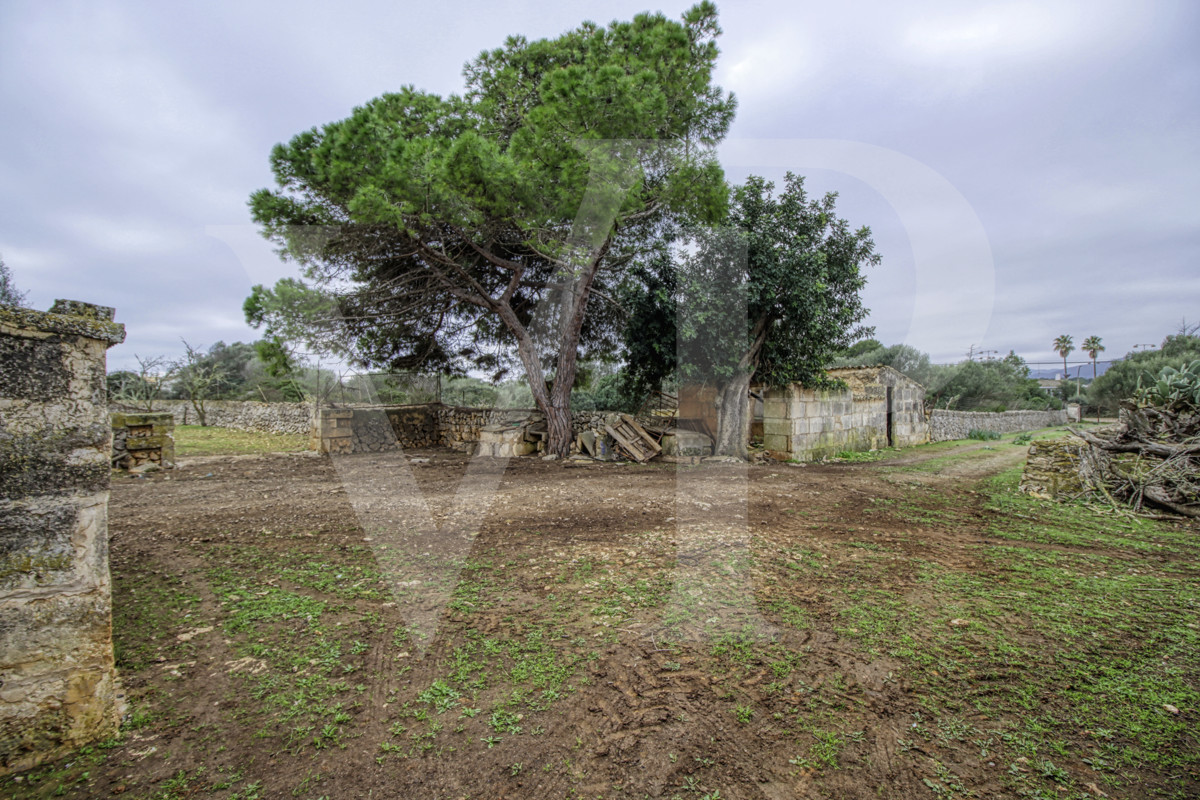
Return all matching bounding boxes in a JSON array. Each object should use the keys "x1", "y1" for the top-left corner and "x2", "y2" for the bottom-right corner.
[{"x1": 604, "y1": 414, "x2": 663, "y2": 462}]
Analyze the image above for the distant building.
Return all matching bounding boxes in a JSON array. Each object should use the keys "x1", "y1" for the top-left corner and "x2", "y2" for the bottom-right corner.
[{"x1": 1037, "y1": 378, "x2": 1062, "y2": 393}]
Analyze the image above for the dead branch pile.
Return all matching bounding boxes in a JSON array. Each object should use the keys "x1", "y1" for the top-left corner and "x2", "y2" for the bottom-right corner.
[{"x1": 1068, "y1": 403, "x2": 1200, "y2": 518}]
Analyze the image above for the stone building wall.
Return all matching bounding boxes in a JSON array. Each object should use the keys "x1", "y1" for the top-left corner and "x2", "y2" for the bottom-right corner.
[
  {"x1": 928, "y1": 409, "x2": 1068, "y2": 442},
  {"x1": 762, "y1": 366, "x2": 929, "y2": 461},
  {"x1": 0, "y1": 300, "x2": 125, "y2": 775}
]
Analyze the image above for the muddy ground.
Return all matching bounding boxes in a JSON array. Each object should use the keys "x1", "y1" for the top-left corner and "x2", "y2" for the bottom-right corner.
[{"x1": 6, "y1": 437, "x2": 1198, "y2": 800}]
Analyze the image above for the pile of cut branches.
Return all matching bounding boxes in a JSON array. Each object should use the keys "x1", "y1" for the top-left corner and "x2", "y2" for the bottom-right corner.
[{"x1": 1069, "y1": 401, "x2": 1200, "y2": 518}]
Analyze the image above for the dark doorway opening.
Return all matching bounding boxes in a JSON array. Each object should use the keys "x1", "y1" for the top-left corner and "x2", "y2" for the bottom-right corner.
[{"x1": 885, "y1": 386, "x2": 895, "y2": 448}]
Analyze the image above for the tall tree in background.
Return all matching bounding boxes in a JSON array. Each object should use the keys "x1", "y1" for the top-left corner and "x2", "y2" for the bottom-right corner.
[
  {"x1": 629, "y1": 174, "x2": 877, "y2": 458},
  {"x1": 1082, "y1": 335, "x2": 1105, "y2": 379},
  {"x1": 1053, "y1": 334, "x2": 1074, "y2": 380},
  {"x1": 173, "y1": 340, "x2": 227, "y2": 426},
  {"x1": 248, "y1": 3, "x2": 735, "y2": 456},
  {"x1": 0, "y1": 255, "x2": 28, "y2": 307}
]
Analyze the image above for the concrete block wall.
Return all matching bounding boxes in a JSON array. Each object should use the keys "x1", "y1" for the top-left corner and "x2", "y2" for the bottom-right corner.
[{"x1": 0, "y1": 300, "x2": 125, "y2": 775}]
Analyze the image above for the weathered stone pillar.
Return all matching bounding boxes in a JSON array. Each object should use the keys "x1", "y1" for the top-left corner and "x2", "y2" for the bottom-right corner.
[
  {"x1": 311, "y1": 408, "x2": 354, "y2": 454},
  {"x1": 0, "y1": 300, "x2": 126, "y2": 775},
  {"x1": 110, "y1": 412, "x2": 175, "y2": 471}
]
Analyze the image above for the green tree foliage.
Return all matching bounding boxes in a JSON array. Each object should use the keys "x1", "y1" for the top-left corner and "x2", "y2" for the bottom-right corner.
[
  {"x1": 829, "y1": 342, "x2": 937, "y2": 389},
  {"x1": 927, "y1": 352, "x2": 1055, "y2": 412},
  {"x1": 1090, "y1": 334, "x2": 1200, "y2": 414},
  {"x1": 0, "y1": 255, "x2": 28, "y2": 307},
  {"x1": 247, "y1": 3, "x2": 736, "y2": 456},
  {"x1": 617, "y1": 245, "x2": 679, "y2": 404},
  {"x1": 835, "y1": 338, "x2": 884, "y2": 362},
  {"x1": 626, "y1": 174, "x2": 877, "y2": 457}
]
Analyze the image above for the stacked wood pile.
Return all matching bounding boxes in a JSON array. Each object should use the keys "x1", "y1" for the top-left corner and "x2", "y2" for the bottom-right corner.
[{"x1": 1069, "y1": 403, "x2": 1200, "y2": 518}]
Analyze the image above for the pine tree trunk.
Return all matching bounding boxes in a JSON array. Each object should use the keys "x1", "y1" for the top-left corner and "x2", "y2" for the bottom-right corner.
[
  {"x1": 713, "y1": 372, "x2": 751, "y2": 459},
  {"x1": 545, "y1": 402, "x2": 573, "y2": 459}
]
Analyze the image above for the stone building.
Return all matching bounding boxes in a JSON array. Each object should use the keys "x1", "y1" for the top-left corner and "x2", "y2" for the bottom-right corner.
[
  {"x1": 1, "y1": 301, "x2": 125, "y2": 774},
  {"x1": 762, "y1": 365, "x2": 928, "y2": 461}
]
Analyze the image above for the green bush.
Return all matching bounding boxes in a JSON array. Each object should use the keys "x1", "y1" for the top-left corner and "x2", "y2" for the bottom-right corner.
[
  {"x1": 967, "y1": 429, "x2": 1001, "y2": 441},
  {"x1": 1134, "y1": 360, "x2": 1200, "y2": 413}
]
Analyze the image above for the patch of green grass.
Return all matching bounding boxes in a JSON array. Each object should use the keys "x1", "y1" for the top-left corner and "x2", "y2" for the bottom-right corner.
[
  {"x1": 174, "y1": 425, "x2": 309, "y2": 456},
  {"x1": 112, "y1": 569, "x2": 202, "y2": 671},
  {"x1": 827, "y1": 464, "x2": 1200, "y2": 793}
]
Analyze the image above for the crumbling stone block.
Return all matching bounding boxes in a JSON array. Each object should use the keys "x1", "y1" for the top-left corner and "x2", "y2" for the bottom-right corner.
[{"x1": 0, "y1": 300, "x2": 125, "y2": 775}]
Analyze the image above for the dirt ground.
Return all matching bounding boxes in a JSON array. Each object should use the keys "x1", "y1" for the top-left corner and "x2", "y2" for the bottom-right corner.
[{"x1": 6, "y1": 436, "x2": 1198, "y2": 800}]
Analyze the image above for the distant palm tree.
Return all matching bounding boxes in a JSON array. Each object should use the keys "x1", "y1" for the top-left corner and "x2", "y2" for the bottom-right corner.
[
  {"x1": 1082, "y1": 335, "x2": 1105, "y2": 379},
  {"x1": 1053, "y1": 334, "x2": 1074, "y2": 380}
]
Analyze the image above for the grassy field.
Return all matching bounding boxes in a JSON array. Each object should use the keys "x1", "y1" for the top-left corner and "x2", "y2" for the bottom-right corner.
[{"x1": 173, "y1": 425, "x2": 310, "y2": 456}]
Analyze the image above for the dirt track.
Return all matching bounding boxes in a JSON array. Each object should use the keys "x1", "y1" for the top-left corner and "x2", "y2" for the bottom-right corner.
[{"x1": 10, "y1": 437, "x2": 1196, "y2": 800}]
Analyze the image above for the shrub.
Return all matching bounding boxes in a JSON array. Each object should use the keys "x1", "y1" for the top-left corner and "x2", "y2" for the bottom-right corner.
[
  {"x1": 1134, "y1": 360, "x2": 1200, "y2": 413},
  {"x1": 967, "y1": 429, "x2": 1001, "y2": 441}
]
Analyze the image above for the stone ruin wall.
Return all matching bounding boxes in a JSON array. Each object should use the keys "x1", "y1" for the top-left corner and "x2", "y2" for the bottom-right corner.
[
  {"x1": 763, "y1": 367, "x2": 929, "y2": 461},
  {"x1": 110, "y1": 412, "x2": 174, "y2": 470},
  {"x1": 1018, "y1": 438, "x2": 1089, "y2": 498},
  {"x1": 928, "y1": 409, "x2": 1068, "y2": 442},
  {"x1": 313, "y1": 404, "x2": 665, "y2": 456},
  {"x1": 0, "y1": 301, "x2": 125, "y2": 775}
]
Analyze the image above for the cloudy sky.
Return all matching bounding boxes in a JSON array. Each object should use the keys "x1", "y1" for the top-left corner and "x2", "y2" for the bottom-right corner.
[{"x1": 1, "y1": 0, "x2": 1196, "y2": 372}]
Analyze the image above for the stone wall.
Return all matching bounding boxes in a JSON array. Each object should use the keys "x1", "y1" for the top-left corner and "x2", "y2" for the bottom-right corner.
[
  {"x1": 0, "y1": 300, "x2": 125, "y2": 775},
  {"x1": 110, "y1": 412, "x2": 174, "y2": 471},
  {"x1": 312, "y1": 403, "x2": 667, "y2": 456},
  {"x1": 929, "y1": 409, "x2": 1068, "y2": 442},
  {"x1": 762, "y1": 366, "x2": 929, "y2": 461},
  {"x1": 117, "y1": 400, "x2": 313, "y2": 436},
  {"x1": 1019, "y1": 438, "x2": 1088, "y2": 498}
]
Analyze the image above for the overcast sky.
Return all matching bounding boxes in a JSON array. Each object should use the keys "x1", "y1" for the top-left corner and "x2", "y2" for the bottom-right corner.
[{"x1": 2, "y1": 0, "x2": 1196, "y2": 372}]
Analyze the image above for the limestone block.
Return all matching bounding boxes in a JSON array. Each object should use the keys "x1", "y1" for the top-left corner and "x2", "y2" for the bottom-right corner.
[{"x1": 763, "y1": 433, "x2": 791, "y2": 453}]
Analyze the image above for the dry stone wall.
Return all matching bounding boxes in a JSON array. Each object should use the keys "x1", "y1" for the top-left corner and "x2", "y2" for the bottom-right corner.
[
  {"x1": 118, "y1": 400, "x2": 312, "y2": 436},
  {"x1": 929, "y1": 409, "x2": 1068, "y2": 442},
  {"x1": 313, "y1": 404, "x2": 666, "y2": 456},
  {"x1": 0, "y1": 300, "x2": 125, "y2": 775},
  {"x1": 110, "y1": 412, "x2": 174, "y2": 470},
  {"x1": 1019, "y1": 438, "x2": 1089, "y2": 498}
]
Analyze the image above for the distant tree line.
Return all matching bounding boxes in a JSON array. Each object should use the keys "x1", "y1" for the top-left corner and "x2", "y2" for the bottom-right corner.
[{"x1": 828, "y1": 340, "x2": 1061, "y2": 412}]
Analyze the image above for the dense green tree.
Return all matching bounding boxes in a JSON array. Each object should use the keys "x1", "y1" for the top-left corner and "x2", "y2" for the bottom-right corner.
[
  {"x1": 247, "y1": 3, "x2": 735, "y2": 456},
  {"x1": 829, "y1": 342, "x2": 938, "y2": 388},
  {"x1": 835, "y1": 338, "x2": 884, "y2": 362},
  {"x1": 627, "y1": 174, "x2": 877, "y2": 457},
  {"x1": 616, "y1": 244, "x2": 679, "y2": 404},
  {"x1": 928, "y1": 353, "x2": 1052, "y2": 411}
]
